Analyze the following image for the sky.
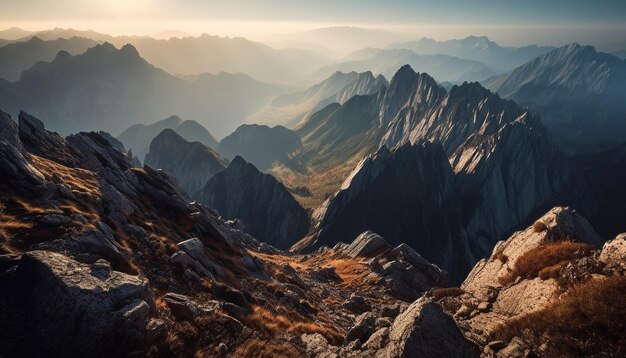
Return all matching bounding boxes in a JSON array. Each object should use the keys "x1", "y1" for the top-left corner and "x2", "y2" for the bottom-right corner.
[{"x1": 1, "y1": 0, "x2": 625, "y2": 49}]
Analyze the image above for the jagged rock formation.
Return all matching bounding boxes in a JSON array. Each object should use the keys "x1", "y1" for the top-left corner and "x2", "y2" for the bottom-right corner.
[
  {"x1": 118, "y1": 115, "x2": 219, "y2": 164},
  {"x1": 218, "y1": 124, "x2": 302, "y2": 171},
  {"x1": 483, "y1": 43, "x2": 626, "y2": 150},
  {"x1": 195, "y1": 156, "x2": 309, "y2": 249},
  {"x1": 334, "y1": 231, "x2": 449, "y2": 301},
  {"x1": 249, "y1": 71, "x2": 387, "y2": 128},
  {"x1": 144, "y1": 129, "x2": 227, "y2": 195},
  {"x1": 303, "y1": 142, "x2": 472, "y2": 282},
  {"x1": 0, "y1": 42, "x2": 280, "y2": 136}
]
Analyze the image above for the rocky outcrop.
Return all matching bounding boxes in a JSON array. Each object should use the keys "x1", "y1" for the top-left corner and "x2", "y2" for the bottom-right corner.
[
  {"x1": 195, "y1": 156, "x2": 309, "y2": 249},
  {"x1": 0, "y1": 251, "x2": 153, "y2": 357},
  {"x1": 144, "y1": 129, "x2": 227, "y2": 195},
  {"x1": 335, "y1": 231, "x2": 448, "y2": 301},
  {"x1": 118, "y1": 115, "x2": 219, "y2": 163},
  {"x1": 599, "y1": 233, "x2": 626, "y2": 272},
  {"x1": 218, "y1": 124, "x2": 302, "y2": 170},
  {"x1": 381, "y1": 297, "x2": 477, "y2": 358}
]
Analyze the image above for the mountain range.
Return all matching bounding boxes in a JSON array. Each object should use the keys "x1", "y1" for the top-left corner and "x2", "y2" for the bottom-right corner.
[
  {"x1": 389, "y1": 36, "x2": 555, "y2": 73},
  {"x1": 315, "y1": 48, "x2": 494, "y2": 83},
  {"x1": 0, "y1": 42, "x2": 280, "y2": 137},
  {"x1": 0, "y1": 36, "x2": 97, "y2": 81},
  {"x1": 249, "y1": 70, "x2": 387, "y2": 128},
  {"x1": 483, "y1": 43, "x2": 626, "y2": 151}
]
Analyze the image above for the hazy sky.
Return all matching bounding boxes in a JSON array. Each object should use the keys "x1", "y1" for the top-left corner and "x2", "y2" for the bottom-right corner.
[{"x1": 1, "y1": 0, "x2": 625, "y2": 49}]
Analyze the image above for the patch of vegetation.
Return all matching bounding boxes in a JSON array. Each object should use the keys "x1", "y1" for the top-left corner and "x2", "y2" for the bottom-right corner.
[
  {"x1": 499, "y1": 241, "x2": 594, "y2": 285},
  {"x1": 532, "y1": 220, "x2": 548, "y2": 233},
  {"x1": 491, "y1": 276, "x2": 626, "y2": 357}
]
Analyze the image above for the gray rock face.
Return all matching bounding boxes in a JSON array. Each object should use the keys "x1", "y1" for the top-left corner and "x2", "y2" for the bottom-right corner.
[
  {"x1": 0, "y1": 110, "x2": 20, "y2": 149},
  {"x1": 342, "y1": 231, "x2": 389, "y2": 258},
  {"x1": 144, "y1": 128, "x2": 227, "y2": 195},
  {"x1": 599, "y1": 233, "x2": 626, "y2": 272},
  {"x1": 195, "y1": 156, "x2": 309, "y2": 249},
  {"x1": 0, "y1": 251, "x2": 153, "y2": 357},
  {"x1": 382, "y1": 297, "x2": 477, "y2": 358}
]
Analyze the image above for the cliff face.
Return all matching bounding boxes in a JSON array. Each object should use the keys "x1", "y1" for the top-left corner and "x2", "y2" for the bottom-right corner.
[
  {"x1": 308, "y1": 142, "x2": 473, "y2": 282},
  {"x1": 194, "y1": 156, "x2": 310, "y2": 249},
  {"x1": 144, "y1": 129, "x2": 227, "y2": 196}
]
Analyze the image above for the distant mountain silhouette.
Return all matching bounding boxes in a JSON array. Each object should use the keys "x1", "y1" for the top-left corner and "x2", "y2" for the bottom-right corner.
[
  {"x1": 0, "y1": 36, "x2": 97, "y2": 81},
  {"x1": 0, "y1": 42, "x2": 281, "y2": 137},
  {"x1": 315, "y1": 48, "x2": 494, "y2": 83},
  {"x1": 118, "y1": 115, "x2": 219, "y2": 163},
  {"x1": 250, "y1": 71, "x2": 387, "y2": 128},
  {"x1": 389, "y1": 36, "x2": 554, "y2": 73}
]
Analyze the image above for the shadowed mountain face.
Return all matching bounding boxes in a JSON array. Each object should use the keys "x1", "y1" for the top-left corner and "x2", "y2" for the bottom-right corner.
[
  {"x1": 309, "y1": 142, "x2": 472, "y2": 281},
  {"x1": 249, "y1": 70, "x2": 387, "y2": 128},
  {"x1": 218, "y1": 124, "x2": 302, "y2": 171},
  {"x1": 483, "y1": 44, "x2": 626, "y2": 151},
  {"x1": 315, "y1": 48, "x2": 494, "y2": 83},
  {"x1": 389, "y1": 36, "x2": 555, "y2": 74},
  {"x1": 144, "y1": 129, "x2": 227, "y2": 195},
  {"x1": 0, "y1": 36, "x2": 97, "y2": 81},
  {"x1": 118, "y1": 115, "x2": 218, "y2": 164},
  {"x1": 194, "y1": 156, "x2": 310, "y2": 249},
  {"x1": 0, "y1": 42, "x2": 280, "y2": 137}
]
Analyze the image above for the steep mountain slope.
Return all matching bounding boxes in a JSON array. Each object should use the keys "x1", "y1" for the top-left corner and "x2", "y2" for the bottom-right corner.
[
  {"x1": 302, "y1": 142, "x2": 473, "y2": 281},
  {"x1": 613, "y1": 49, "x2": 626, "y2": 59},
  {"x1": 118, "y1": 115, "x2": 218, "y2": 163},
  {"x1": 483, "y1": 43, "x2": 626, "y2": 149},
  {"x1": 218, "y1": 124, "x2": 302, "y2": 171},
  {"x1": 0, "y1": 42, "x2": 281, "y2": 137},
  {"x1": 0, "y1": 36, "x2": 97, "y2": 81},
  {"x1": 389, "y1": 36, "x2": 554, "y2": 73},
  {"x1": 316, "y1": 48, "x2": 494, "y2": 83},
  {"x1": 249, "y1": 71, "x2": 387, "y2": 128},
  {"x1": 194, "y1": 156, "x2": 310, "y2": 249},
  {"x1": 144, "y1": 129, "x2": 227, "y2": 195}
]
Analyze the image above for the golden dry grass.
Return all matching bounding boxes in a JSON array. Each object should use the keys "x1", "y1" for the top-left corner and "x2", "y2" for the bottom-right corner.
[
  {"x1": 233, "y1": 339, "x2": 302, "y2": 358},
  {"x1": 500, "y1": 241, "x2": 594, "y2": 285},
  {"x1": 491, "y1": 276, "x2": 626, "y2": 357}
]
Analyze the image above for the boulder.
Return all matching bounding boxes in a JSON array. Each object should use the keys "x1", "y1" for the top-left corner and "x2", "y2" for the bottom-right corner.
[
  {"x1": 342, "y1": 231, "x2": 390, "y2": 258},
  {"x1": 345, "y1": 312, "x2": 377, "y2": 343},
  {"x1": 381, "y1": 297, "x2": 477, "y2": 358},
  {"x1": 599, "y1": 233, "x2": 626, "y2": 272},
  {"x1": 343, "y1": 293, "x2": 372, "y2": 314},
  {"x1": 0, "y1": 251, "x2": 153, "y2": 357}
]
